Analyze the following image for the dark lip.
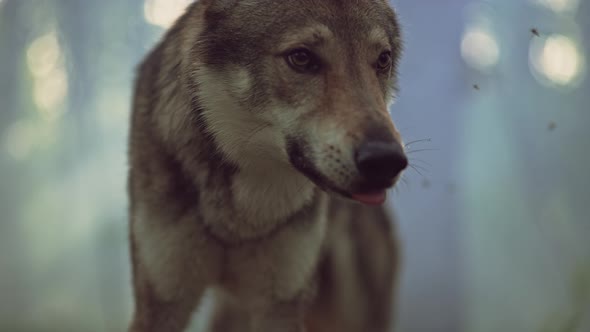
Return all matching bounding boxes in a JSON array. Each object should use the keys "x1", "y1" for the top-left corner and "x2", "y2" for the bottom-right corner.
[
  {"x1": 288, "y1": 155, "x2": 395, "y2": 199},
  {"x1": 290, "y1": 157, "x2": 395, "y2": 199},
  {"x1": 352, "y1": 178, "x2": 395, "y2": 194},
  {"x1": 291, "y1": 165, "x2": 393, "y2": 201},
  {"x1": 331, "y1": 182, "x2": 394, "y2": 204},
  {"x1": 286, "y1": 150, "x2": 352, "y2": 198},
  {"x1": 286, "y1": 136, "x2": 396, "y2": 199}
]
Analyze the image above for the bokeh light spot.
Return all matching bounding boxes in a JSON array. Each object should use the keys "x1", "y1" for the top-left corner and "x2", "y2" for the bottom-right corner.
[
  {"x1": 27, "y1": 31, "x2": 69, "y2": 118},
  {"x1": 27, "y1": 31, "x2": 61, "y2": 78},
  {"x1": 461, "y1": 26, "x2": 500, "y2": 72},
  {"x1": 33, "y1": 68, "x2": 68, "y2": 117},
  {"x1": 144, "y1": 0, "x2": 193, "y2": 29},
  {"x1": 530, "y1": 34, "x2": 585, "y2": 86},
  {"x1": 3, "y1": 121, "x2": 35, "y2": 161}
]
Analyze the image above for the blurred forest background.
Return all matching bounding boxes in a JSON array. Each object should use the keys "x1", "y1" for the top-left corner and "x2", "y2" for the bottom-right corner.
[{"x1": 0, "y1": 0, "x2": 589, "y2": 331}]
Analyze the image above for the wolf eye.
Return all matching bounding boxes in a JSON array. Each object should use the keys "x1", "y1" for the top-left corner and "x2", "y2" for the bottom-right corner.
[
  {"x1": 286, "y1": 49, "x2": 320, "y2": 73},
  {"x1": 376, "y1": 51, "x2": 392, "y2": 71}
]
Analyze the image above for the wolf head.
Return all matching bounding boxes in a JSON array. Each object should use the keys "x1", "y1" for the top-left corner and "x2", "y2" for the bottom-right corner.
[{"x1": 186, "y1": 0, "x2": 406, "y2": 205}]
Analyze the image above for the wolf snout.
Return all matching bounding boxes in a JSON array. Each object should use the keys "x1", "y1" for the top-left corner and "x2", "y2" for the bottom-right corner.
[{"x1": 355, "y1": 141, "x2": 408, "y2": 183}]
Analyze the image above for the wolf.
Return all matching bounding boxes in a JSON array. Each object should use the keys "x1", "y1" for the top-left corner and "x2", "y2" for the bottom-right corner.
[{"x1": 128, "y1": 0, "x2": 407, "y2": 331}]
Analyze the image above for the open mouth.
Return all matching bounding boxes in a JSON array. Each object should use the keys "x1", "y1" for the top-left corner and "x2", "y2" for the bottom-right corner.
[
  {"x1": 346, "y1": 176, "x2": 395, "y2": 205},
  {"x1": 329, "y1": 180, "x2": 393, "y2": 206},
  {"x1": 350, "y1": 190, "x2": 387, "y2": 205}
]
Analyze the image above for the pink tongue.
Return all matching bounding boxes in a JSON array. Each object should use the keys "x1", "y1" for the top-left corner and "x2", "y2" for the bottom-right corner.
[{"x1": 351, "y1": 190, "x2": 386, "y2": 205}]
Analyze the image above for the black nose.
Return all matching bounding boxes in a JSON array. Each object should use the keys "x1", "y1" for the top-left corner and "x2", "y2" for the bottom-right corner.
[{"x1": 355, "y1": 142, "x2": 408, "y2": 181}]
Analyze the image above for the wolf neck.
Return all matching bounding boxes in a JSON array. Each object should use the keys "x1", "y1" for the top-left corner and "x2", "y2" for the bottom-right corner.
[
  {"x1": 157, "y1": 82, "x2": 316, "y2": 229},
  {"x1": 232, "y1": 161, "x2": 316, "y2": 223},
  {"x1": 203, "y1": 112, "x2": 316, "y2": 225},
  {"x1": 207, "y1": 135, "x2": 317, "y2": 228},
  {"x1": 199, "y1": 104, "x2": 317, "y2": 224},
  {"x1": 190, "y1": 65, "x2": 317, "y2": 224},
  {"x1": 148, "y1": 55, "x2": 315, "y2": 234}
]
